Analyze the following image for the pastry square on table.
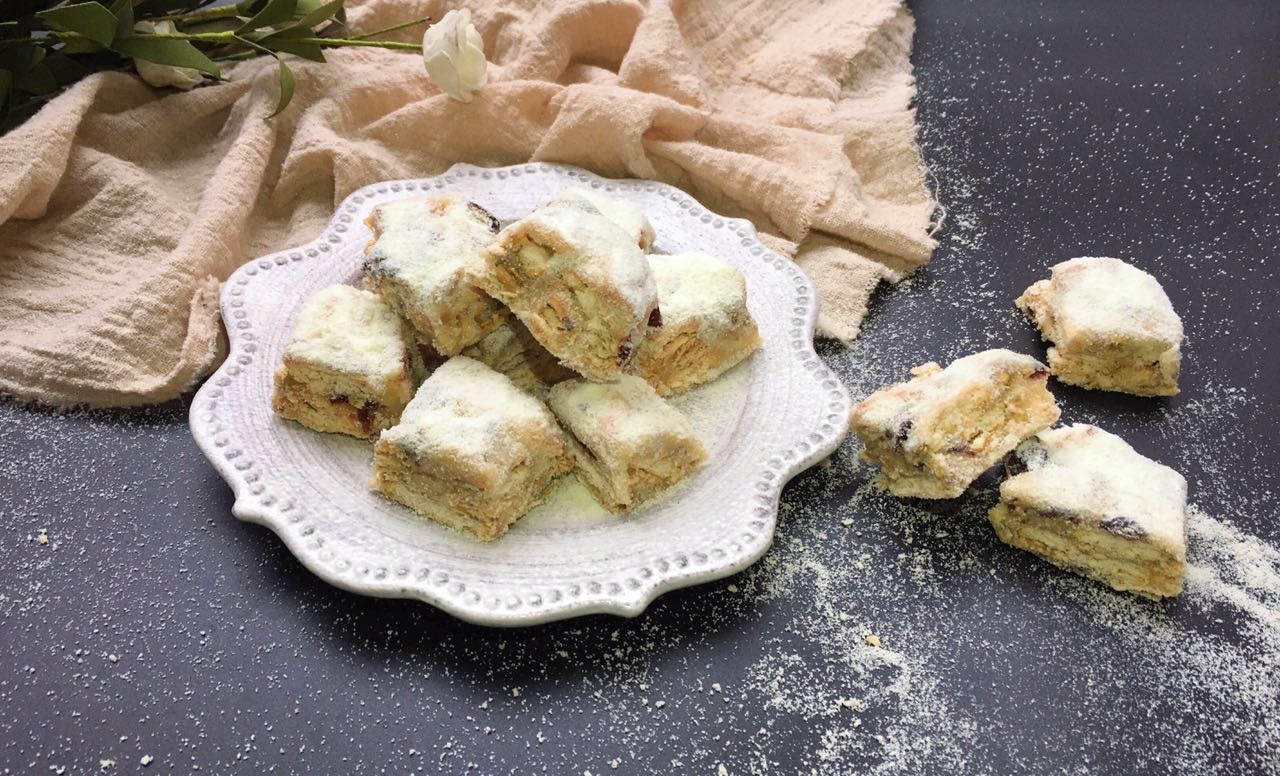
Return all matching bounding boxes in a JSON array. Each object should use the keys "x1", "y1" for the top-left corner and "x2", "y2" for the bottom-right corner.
[
  {"x1": 371, "y1": 357, "x2": 574, "y2": 541},
  {"x1": 362, "y1": 194, "x2": 507, "y2": 357},
  {"x1": 1016, "y1": 256, "x2": 1183, "y2": 396},
  {"x1": 631, "y1": 251, "x2": 761, "y2": 395},
  {"x1": 849, "y1": 349, "x2": 1061, "y2": 499},
  {"x1": 546, "y1": 375, "x2": 707, "y2": 514},
  {"x1": 553, "y1": 187, "x2": 656, "y2": 252},
  {"x1": 272, "y1": 285, "x2": 416, "y2": 439},
  {"x1": 459, "y1": 318, "x2": 575, "y2": 396},
  {"x1": 473, "y1": 197, "x2": 660, "y2": 382},
  {"x1": 989, "y1": 424, "x2": 1188, "y2": 598}
]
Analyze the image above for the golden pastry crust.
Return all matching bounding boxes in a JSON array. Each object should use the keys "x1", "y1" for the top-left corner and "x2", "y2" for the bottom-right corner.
[
  {"x1": 272, "y1": 285, "x2": 415, "y2": 438},
  {"x1": 849, "y1": 349, "x2": 1061, "y2": 499},
  {"x1": 473, "y1": 198, "x2": 660, "y2": 382},
  {"x1": 631, "y1": 252, "x2": 761, "y2": 395},
  {"x1": 370, "y1": 357, "x2": 574, "y2": 541},
  {"x1": 459, "y1": 318, "x2": 575, "y2": 396},
  {"x1": 363, "y1": 195, "x2": 507, "y2": 356},
  {"x1": 546, "y1": 376, "x2": 706, "y2": 514},
  {"x1": 989, "y1": 424, "x2": 1187, "y2": 598},
  {"x1": 1016, "y1": 257, "x2": 1183, "y2": 396}
]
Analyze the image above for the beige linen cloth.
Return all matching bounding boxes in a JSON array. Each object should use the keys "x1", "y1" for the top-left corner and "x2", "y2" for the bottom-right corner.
[{"x1": 0, "y1": 0, "x2": 937, "y2": 407}]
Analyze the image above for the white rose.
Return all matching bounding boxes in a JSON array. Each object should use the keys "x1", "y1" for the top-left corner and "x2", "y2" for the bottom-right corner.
[
  {"x1": 421, "y1": 9, "x2": 487, "y2": 103},
  {"x1": 132, "y1": 21, "x2": 203, "y2": 91}
]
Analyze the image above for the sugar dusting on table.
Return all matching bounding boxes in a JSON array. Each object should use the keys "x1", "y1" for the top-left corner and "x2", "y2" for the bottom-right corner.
[{"x1": 3, "y1": 13, "x2": 1278, "y2": 772}]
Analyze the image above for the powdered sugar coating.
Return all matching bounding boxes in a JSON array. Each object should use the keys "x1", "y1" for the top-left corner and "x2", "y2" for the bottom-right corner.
[
  {"x1": 364, "y1": 196, "x2": 496, "y2": 308},
  {"x1": 1040, "y1": 256, "x2": 1183, "y2": 348},
  {"x1": 547, "y1": 375, "x2": 698, "y2": 451},
  {"x1": 1004, "y1": 424, "x2": 1187, "y2": 552},
  {"x1": 648, "y1": 251, "x2": 749, "y2": 333},
  {"x1": 380, "y1": 357, "x2": 558, "y2": 462},
  {"x1": 555, "y1": 188, "x2": 656, "y2": 251},
  {"x1": 284, "y1": 285, "x2": 407, "y2": 389},
  {"x1": 503, "y1": 198, "x2": 658, "y2": 322}
]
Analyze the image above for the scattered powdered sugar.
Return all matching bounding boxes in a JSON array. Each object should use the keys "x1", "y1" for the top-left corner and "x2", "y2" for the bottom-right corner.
[{"x1": 3, "y1": 8, "x2": 1276, "y2": 773}]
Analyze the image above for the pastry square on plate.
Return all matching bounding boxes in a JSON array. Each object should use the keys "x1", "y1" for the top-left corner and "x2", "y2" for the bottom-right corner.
[
  {"x1": 546, "y1": 376, "x2": 707, "y2": 513},
  {"x1": 1016, "y1": 256, "x2": 1183, "y2": 396},
  {"x1": 849, "y1": 349, "x2": 1061, "y2": 499},
  {"x1": 459, "y1": 317, "x2": 575, "y2": 396},
  {"x1": 363, "y1": 194, "x2": 507, "y2": 356},
  {"x1": 553, "y1": 187, "x2": 656, "y2": 252},
  {"x1": 371, "y1": 357, "x2": 574, "y2": 541},
  {"x1": 272, "y1": 285, "x2": 416, "y2": 438},
  {"x1": 631, "y1": 251, "x2": 761, "y2": 395},
  {"x1": 473, "y1": 197, "x2": 660, "y2": 382},
  {"x1": 989, "y1": 424, "x2": 1187, "y2": 598}
]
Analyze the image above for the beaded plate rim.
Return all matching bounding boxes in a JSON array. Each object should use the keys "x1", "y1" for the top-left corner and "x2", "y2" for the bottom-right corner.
[{"x1": 189, "y1": 162, "x2": 851, "y2": 626}]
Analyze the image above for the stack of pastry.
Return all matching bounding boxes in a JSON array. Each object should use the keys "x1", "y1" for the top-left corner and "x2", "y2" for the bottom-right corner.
[
  {"x1": 273, "y1": 187, "x2": 761, "y2": 541},
  {"x1": 849, "y1": 257, "x2": 1189, "y2": 599}
]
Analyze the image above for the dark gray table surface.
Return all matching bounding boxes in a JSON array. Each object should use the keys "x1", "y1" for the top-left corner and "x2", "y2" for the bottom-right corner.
[{"x1": 3, "y1": 1, "x2": 1278, "y2": 773}]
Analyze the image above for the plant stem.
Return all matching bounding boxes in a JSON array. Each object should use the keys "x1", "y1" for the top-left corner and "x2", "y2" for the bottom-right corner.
[
  {"x1": 351, "y1": 17, "x2": 432, "y2": 41},
  {"x1": 140, "y1": 32, "x2": 420, "y2": 51},
  {"x1": 154, "y1": 5, "x2": 242, "y2": 24},
  {"x1": 287, "y1": 36, "x2": 421, "y2": 50}
]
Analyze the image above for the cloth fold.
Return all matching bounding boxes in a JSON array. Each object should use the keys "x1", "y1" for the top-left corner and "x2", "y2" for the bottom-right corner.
[{"x1": 0, "y1": 0, "x2": 936, "y2": 407}]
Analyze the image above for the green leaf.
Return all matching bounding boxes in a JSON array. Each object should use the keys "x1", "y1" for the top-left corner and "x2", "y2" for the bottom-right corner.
[
  {"x1": 266, "y1": 55, "x2": 292, "y2": 117},
  {"x1": 37, "y1": 2, "x2": 119, "y2": 46},
  {"x1": 183, "y1": 18, "x2": 243, "y2": 35},
  {"x1": 290, "y1": 0, "x2": 342, "y2": 30},
  {"x1": 0, "y1": 42, "x2": 37, "y2": 72},
  {"x1": 134, "y1": 0, "x2": 210, "y2": 13},
  {"x1": 112, "y1": 35, "x2": 222, "y2": 77},
  {"x1": 109, "y1": 0, "x2": 134, "y2": 39},
  {"x1": 56, "y1": 37, "x2": 105, "y2": 55},
  {"x1": 43, "y1": 53, "x2": 90, "y2": 85},
  {"x1": 238, "y1": 0, "x2": 297, "y2": 33},
  {"x1": 261, "y1": 37, "x2": 324, "y2": 62},
  {"x1": 15, "y1": 61, "x2": 58, "y2": 95}
]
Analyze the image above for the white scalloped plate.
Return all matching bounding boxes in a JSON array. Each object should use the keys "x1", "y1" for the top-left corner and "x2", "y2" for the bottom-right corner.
[{"x1": 189, "y1": 162, "x2": 851, "y2": 626}]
